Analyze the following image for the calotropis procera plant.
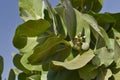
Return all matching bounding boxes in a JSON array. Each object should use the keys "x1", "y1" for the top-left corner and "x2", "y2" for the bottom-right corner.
[{"x1": 11, "y1": 0, "x2": 120, "y2": 80}]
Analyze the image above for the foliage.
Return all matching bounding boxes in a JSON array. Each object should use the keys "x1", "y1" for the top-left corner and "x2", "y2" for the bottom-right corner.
[{"x1": 1, "y1": 0, "x2": 120, "y2": 80}]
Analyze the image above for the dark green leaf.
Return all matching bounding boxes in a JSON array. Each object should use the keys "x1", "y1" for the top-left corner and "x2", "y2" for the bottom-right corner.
[
  {"x1": 8, "y1": 69, "x2": 16, "y2": 80},
  {"x1": 13, "y1": 19, "x2": 50, "y2": 49},
  {"x1": 48, "y1": 69, "x2": 79, "y2": 80},
  {"x1": 42, "y1": 44, "x2": 71, "y2": 71},
  {"x1": 53, "y1": 49, "x2": 94, "y2": 70},
  {"x1": 18, "y1": 72, "x2": 28, "y2": 80},
  {"x1": 19, "y1": 0, "x2": 45, "y2": 21},
  {"x1": 78, "y1": 64, "x2": 98, "y2": 80},
  {"x1": 13, "y1": 54, "x2": 30, "y2": 73},
  {"x1": 0, "y1": 56, "x2": 3, "y2": 76},
  {"x1": 28, "y1": 37, "x2": 69, "y2": 64}
]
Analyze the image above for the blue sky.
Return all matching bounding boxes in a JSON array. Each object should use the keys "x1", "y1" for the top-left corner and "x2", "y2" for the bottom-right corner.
[{"x1": 0, "y1": 0, "x2": 120, "y2": 79}]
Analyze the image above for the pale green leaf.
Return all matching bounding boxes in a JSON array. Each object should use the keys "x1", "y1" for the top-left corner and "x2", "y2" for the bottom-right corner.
[
  {"x1": 53, "y1": 49, "x2": 94, "y2": 70},
  {"x1": 92, "y1": 47, "x2": 114, "y2": 67},
  {"x1": 19, "y1": 0, "x2": 45, "y2": 21},
  {"x1": 82, "y1": 14, "x2": 102, "y2": 37},
  {"x1": 104, "y1": 69, "x2": 112, "y2": 80}
]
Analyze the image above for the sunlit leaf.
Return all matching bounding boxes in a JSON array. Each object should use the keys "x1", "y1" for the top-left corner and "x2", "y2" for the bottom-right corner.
[
  {"x1": 92, "y1": 47, "x2": 114, "y2": 67},
  {"x1": 53, "y1": 49, "x2": 94, "y2": 70},
  {"x1": 82, "y1": 14, "x2": 102, "y2": 37},
  {"x1": 19, "y1": 0, "x2": 45, "y2": 21}
]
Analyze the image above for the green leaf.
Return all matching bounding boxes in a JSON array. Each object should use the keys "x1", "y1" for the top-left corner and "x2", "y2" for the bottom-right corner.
[
  {"x1": 53, "y1": 49, "x2": 94, "y2": 70},
  {"x1": 110, "y1": 13, "x2": 120, "y2": 32},
  {"x1": 27, "y1": 75, "x2": 41, "y2": 80},
  {"x1": 100, "y1": 27, "x2": 113, "y2": 49},
  {"x1": 21, "y1": 51, "x2": 42, "y2": 71},
  {"x1": 13, "y1": 19, "x2": 50, "y2": 49},
  {"x1": 78, "y1": 64, "x2": 98, "y2": 80},
  {"x1": 61, "y1": 0, "x2": 76, "y2": 39},
  {"x1": 48, "y1": 69, "x2": 79, "y2": 80},
  {"x1": 92, "y1": 47, "x2": 114, "y2": 67},
  {"x1": 13, "y1": 54, "x2": 30, "y2": 73},
  {"x1": 8, "y1": 69, "x2": 16, "y2": 80},
  {"x1": 42, "y1": 44, "x2": 71, "y2": 71},
  {"x1": 113, "y1": 71, "x2": 120, "y2": 80},
  {"x1": 45, "y1": 0, "x2": 58, "y2": 35},
  {"x1": 82, "y1": 14, "x2": 102, "y2": 37},
  {"x1": 19, "y1": 0, "x2": 45, "y2": 21},
  {"x1": 0, "y1": 56, "x2": 3, "y2": 76},
  {"x1": 28, "y1": 37, "x2": 69, "y2": 64},
  {"x1": 18, "y1": 72, "x2": 28, "y2": 80},
  {"x1": 96, "y1": 68, "x2": 112, "y2": 80},
  {"x1": 70, "y1": 0, "x2": 103, "y2": 12}
]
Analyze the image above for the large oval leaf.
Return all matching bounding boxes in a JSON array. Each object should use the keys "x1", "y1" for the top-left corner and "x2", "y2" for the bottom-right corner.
[
  {"x1": 13, "y1": 19, "x2": 50, "y2": 49},
  {"x1": 52, "y1": 49, "x2": 94, "y2": 70}
]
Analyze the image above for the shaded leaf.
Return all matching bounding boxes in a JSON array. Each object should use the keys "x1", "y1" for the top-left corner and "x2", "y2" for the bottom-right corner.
[
  {"x1": 42, "y1": 44, "x2": 71, "y2": 71},
  {"x1": 13, "y1": 54, "x2": 30, "y2": 73},
  {"x1": 8, "y1": 69, "x2": 16, "y2": 80},
  {"x1": 78, "y1": 64, "x2": 98, "y2": 80},
  {"x1": 0, "y1": 56, "x2": 3, "y2": 76},
  {"x1": 48, "y1": 69, "x2": 79, "y2": 80},
  {"x1": 53, "y1": 49, "x2": 94, "y2": 70},
  {"x1": 19, "y1": 0, "x2": 45, "y2": 21}
]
